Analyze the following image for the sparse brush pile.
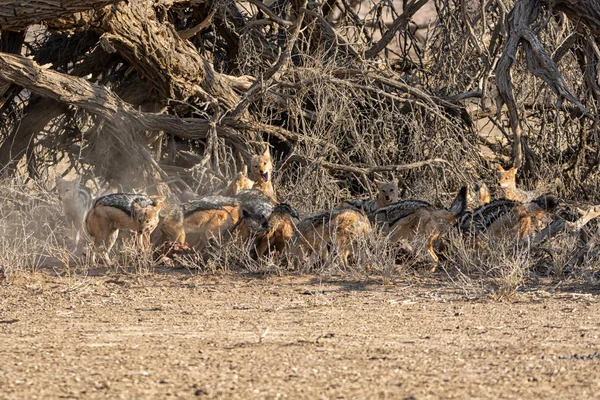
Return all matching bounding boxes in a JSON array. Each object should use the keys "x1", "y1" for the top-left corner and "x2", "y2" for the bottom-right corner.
[
  {"x1": 2, "y1": 0, "x2": 600, "y2": 292},
  {"x1": 0, "y1": 180, "x2": 65, "y2": 277}
]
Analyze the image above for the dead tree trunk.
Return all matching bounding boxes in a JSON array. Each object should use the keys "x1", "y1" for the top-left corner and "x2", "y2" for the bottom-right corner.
[
  {"x1": 0, "y1": 0, "x2": 123, "y2": 31},
  {"x1": 496, "y1": 0, "x2": 597, "y2": 169}
]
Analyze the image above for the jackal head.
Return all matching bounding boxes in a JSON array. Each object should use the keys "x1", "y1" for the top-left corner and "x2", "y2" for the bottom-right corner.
[
  {"x1": 250, "y1": 146, "x2": 273, "y2": 183},
  {"x1": 55, "y1": 176, "x2": 81, "y2": 200},
  {"x1": 242, "y1": 208, "x2": 270, "y2": 233},
  {"x1": 375, "y1": 179, "x2": 399, "y2": 205},
  {"x1": 496, "y1": 164, "x2": 517, "y2": 190},
  {"x1": 132, "y1": 196, "x2": 165, "y2": 234},
  {"x1": 231, "y1": 165, "x2": 254, "y2": 194}
]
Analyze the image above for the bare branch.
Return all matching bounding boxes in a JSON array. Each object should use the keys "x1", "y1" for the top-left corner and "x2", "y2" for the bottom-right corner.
[
  {"x1": 364, "y1": 0, "x2": 429, "y2": 59},
  {"x1": 288, "y1": 154, "x2": 449, "y2": 175},
  {"x1": 244, "y1": 0, "x2": 293, "y2": 27},
  {"x1": 177, "y1": 8, "x2": 217, "y2": 40},
  {"x1": 0, "y1": 0, "x2": 123, "y2": 31}
]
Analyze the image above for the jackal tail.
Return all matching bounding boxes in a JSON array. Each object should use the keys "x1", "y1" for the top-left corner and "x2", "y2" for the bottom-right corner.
[
  {"x1": 433, "y1": 186, "x2": 468, "y2": 222},
  {"x1": 528, "y1": 194, "x2": 559, "y2": 214}
]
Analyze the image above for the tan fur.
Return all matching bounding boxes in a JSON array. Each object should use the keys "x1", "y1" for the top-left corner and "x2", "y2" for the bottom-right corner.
[
  {"x1": 386, "y1": 207, "x2": 457, "y2": 264},
  {"x1": 256, "y1": 210, "x2": 296, "y2": 258},
  {"x1": 184, "y1": 205, "x2": 242, "y2": 251},
  {"x1": 496, "y1": 164, "x2": 532, "y2": 201},
  {"x1": 484, "y1": 205, "x2": 531, "y2": 241},
  {"x1": 479, "y1": 185, "x2": 491, "y2": 205},
  {"x1": 385, "y1": 188, "x2": 467, "y2": 265},
  {"x1": 160, "y1": 204, "x2": 243, "y2": 251},
  {"x1": 86, "y1": 196, "x2": 164, "y2": 263},
  {"x1": 221, "y1": 165, "x2": 254, "y2": 196},
  {"x1": 157, "y1": 205, "x2": 186, "y2": 245},
  {"x1": 250, "y1": 146, "x2": 277, "y2": 204},
  {"x1": 467, "y1": 182, "x2": 491, "y2": 208},
  {"x1": 374, "y1": 179, "x2": 399, "y2": 208},
  {"x1": 291, "y1": 209, "x2": 371, "y2": 267}
]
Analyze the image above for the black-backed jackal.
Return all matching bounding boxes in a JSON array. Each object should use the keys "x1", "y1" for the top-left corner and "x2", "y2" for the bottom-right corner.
[
  {"x1": 159, "y1": 195, "x2": 242, "y2": 251},
  {"x1": 85, "y1": 193, "x2": 165, "y2": 263},
  {"x1": 341, "y1": 179, "x2": 399, "y2": 212},
  {"x1": 371, "y1": 187, "x2": 468, "y2": 263},
  {"x1": 250, "y1": 146, "x2": 277, "y2": 204},
  {"x1": 496, "y1": 164, "x2": 538, "y2": 202},
  {"x1": 458, "y1": 195, "x2": 559, "y2": 243},
  {"x1": 55, "y1": 176, "x2": 92, "y2": 247},
  {"x1": 255, "y1": 203, "x2": 300, "y2": 258},
  {"x1": 221, "y1": 165, "x2": 254, "y2": 196},
  {"x1": 290, "y1": 208, "x2": 371, "y2": 268},
  {"x1": 233, "y1": 189, "x2": 274, "y2": 245}
]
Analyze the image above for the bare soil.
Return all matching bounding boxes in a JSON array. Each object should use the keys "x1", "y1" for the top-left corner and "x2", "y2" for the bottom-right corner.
[{"x1": 1, "y1": 270, "x2": 599, "y2": 399}]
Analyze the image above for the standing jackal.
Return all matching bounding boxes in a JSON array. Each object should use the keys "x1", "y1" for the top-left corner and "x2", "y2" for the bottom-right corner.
[
  {"x1": 290, "y1": 208, "x2": 371, "y2": 268},
  {"x1": 250, "y1": 146, "x2": 277, "y2": 204},
  {"x1": 55, "y1": 176, "x2": 92, "y2": 247},
  {"x1": 255, "y1": 203, "x2": 300, "y2": 258},
  {"x1": 458, "y1": 195, "x2": 559, "y2": 243},
  {"x1": 233, "y1": 189, "x2": 274, "y2": 247},
  {"x1": 371, "y1": 187, "x2": 468, "y2": 263},
  {"x1": 159, "y1": 196, "x2": 243, "y2": 251},
  {"x1": 85, "y1": 193, "x2": 165, "y2": 263}
]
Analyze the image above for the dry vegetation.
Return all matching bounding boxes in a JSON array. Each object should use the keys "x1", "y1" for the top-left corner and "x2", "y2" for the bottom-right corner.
[{"x1": 0, "y1": 0, "x2": 599, "y2": 294}]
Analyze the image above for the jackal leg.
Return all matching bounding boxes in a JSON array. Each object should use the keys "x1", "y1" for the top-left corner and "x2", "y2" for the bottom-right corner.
[
  {"x1": 427, "y1": 230, "x2": 440, "y2": 271},
  {"x1": 256, "y1": 235, "x2": 270, "y2": 258}
]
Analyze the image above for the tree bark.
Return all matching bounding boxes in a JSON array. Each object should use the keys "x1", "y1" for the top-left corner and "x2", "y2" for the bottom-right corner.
[
  {"x1": 0, "y1": 0, "x2": 123, "y2": 31},
  {"x1": 98, "y1": 0, "x2": 246, "y2": 108},
  {"x1": 0, "y1": 52, "x2": 248, "y2": 151},
  {"x1": 549, "y1": 0, "x2": 600, "y2": 38},
  {"x1": 495, "y1": 0, "x2": 592, "y2": 169}
]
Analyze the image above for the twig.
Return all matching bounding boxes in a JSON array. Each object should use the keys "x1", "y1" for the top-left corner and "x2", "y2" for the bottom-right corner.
[
  {"x1": 288, "y1": 154, "x2": 449, "y2": 175},
  {"x1": 227, "y1": 2, "x2": 307, "y2": 119},
  {"x1": 245, "y1": 0, "x2": 293, "y2": 27},
  {"x1": 364, "y1": 0, "x2": 429, "y2": 59},
  {"x1": 178, "y1": 8, "x2": 217, "y2": 40}
]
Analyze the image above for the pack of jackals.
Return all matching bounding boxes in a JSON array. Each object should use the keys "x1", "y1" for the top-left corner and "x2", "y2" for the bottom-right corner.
[{"x1": 55, "y1": 146, "x2": 600, "y2": 268}]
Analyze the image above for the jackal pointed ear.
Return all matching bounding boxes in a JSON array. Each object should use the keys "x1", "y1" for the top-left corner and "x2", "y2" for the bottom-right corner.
[
  {"x1": 241, "y1": 165, "x2": 248, "y2": 175},
  {"x1": 262, "y1": 145, "x2": 271, "y2": 157},
  {"x1": 392, "y1": 178, "x2": 398, "y2": 184},
  {"x1": 496, "y1": 164, "x2": 505, "y2": 172},
  {"x1": 132, "y1": 202, "x2": 142, "y2": 211},
  {"x1": 509, "y1": 167, "x2": 518, "y2": 174}
]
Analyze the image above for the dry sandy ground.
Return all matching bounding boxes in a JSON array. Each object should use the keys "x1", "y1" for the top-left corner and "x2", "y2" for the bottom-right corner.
[{"x1": 1, "y1": 270, "x2": 599, "y2": 399}]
